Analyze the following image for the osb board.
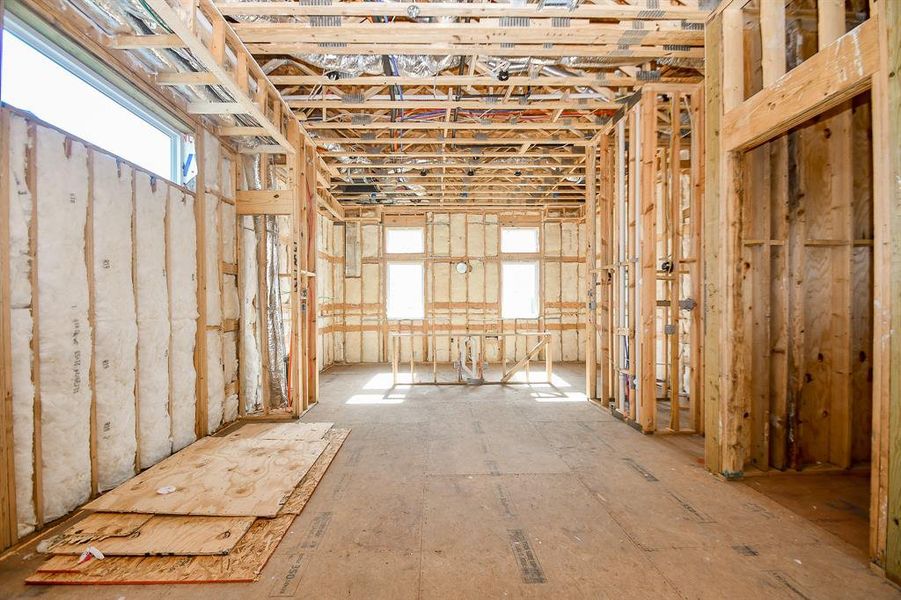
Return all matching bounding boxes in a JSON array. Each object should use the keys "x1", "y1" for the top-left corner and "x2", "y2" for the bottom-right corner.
[
  {"x1": 224, "y1": 421, "x2": 334, "y2": 442},
  {"x1": 280, "y1": 428, "x2": 350, "y2": 515},
  {"x1": 85, "y1": 436, "x2": 328, "y2": 517},
  {"x1": 26, "y1": 428, "x2": 350, "y2": 585},
  {"x1": 26, "y1": 516, "x2": 294, "y2": 584},
  {"x1": 54, "y1": 513, "x2": 152, "y2": 543},
  {"x1": 46, "y1": 515, "x2": 255, "y2": 557}
]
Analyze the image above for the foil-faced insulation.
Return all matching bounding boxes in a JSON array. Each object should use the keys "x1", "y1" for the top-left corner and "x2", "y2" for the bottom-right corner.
[{"x1": 262, "y1": 215, "x2": 289, "y2": 409}]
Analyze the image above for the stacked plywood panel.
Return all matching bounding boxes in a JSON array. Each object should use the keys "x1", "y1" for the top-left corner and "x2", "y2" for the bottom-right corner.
[{"x1": 26, "y1": 422, "x2": 348, "y2": 585}]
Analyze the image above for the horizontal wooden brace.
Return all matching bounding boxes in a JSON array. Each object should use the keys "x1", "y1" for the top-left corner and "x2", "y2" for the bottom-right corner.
[
  {"x1": 722, "y1": 18, "x2": 878, "y2": 151},
  {"x1": 232, "y1": 23, "x2": 704, "y2": 46},
  {"x1": 305, "y1": 121, "x2": 608, "y2": 131},
  {"x1": 236, "y1": 190, "x2": 294, "y2": 215},
  {"x1": 248, "y1": 43, "x2": 704, "y2": 59},
  {"x1": 270, "y1": 75, "x2": 701, "y2": 88},
  {"x1": 314, "y1": 136, "x2": 590, "y2": 146},
  {"x1": 289, "y1": 99, "x2": 620, "y2": 111},
  {"x1": 216, "y1": 1, "x2": 709, "y2": 20}
]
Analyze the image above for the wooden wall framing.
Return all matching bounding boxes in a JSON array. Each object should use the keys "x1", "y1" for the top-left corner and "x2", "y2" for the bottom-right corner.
[
  {"x1": 704, "y1": 0, "x2": 900, "y2": 578},
  {"x1": 598, "y1": 84, "x2": 704, "y2": 435},
  {"x1": 327, "y1": 206, "x2": 588, "y2": 369}
]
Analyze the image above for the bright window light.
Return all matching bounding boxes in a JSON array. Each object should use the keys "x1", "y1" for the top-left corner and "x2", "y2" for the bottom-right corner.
[
  {"x1": 1, "y1": 28, "x2": 179, "y2": 180},
  {"x1": 501, "y1": 227, "x2": 539, "y2": 253},
  {"x1": 387, "y1": 262, "x2": 425, "y2": 319},
  {"x1": 385, "y1": 228, "x2": 425, "y2": 254},
  {"x1": 502, "y1": 262, "x2": 539, "y2": 319}
]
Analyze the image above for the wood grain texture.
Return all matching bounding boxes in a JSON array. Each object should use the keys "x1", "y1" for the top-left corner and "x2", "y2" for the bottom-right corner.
[
  {"x1": 26, "y1": 427, "x2": 350, "y2": 584},
  {"x1": 27, "y1": 515, "x2": 293, "y2": 583},
  {"x1": 46, "y1": 515, "x2": 254, "y2": 556},
  {"x1": 84, "y1": 436, "x2": 327, "y2": 517},
  {"x1": 52, "y1": 512, "x2": 151, "y2": 544},
  {"x1": 224, "y1": 421, "x2": 333, "y2": 442},
  {"x1": 280, "y1": 427, "x2": 349, "y2": 515}
]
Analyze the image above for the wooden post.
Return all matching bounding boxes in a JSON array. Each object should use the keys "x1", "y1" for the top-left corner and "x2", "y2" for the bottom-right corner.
[
  {"x1": 819, "y1": 0, "x2": 853, "y2": 471},
  {"x1": 0, "y1": 107, "x2": 18, "y2": 549},
  {"x1": 669, "y1": 94, "x2": 682, "y2": 432},
  {"x1": 872, "y1": 0, "x2": 901, "y2": 580},
  {"x1": 194, "y1": 129, "x2": 209, "y2": 438},
  {"x1": 27, "y1": 123, "x2": 43, "y2": 527},
  {"x1": 703, "y1": 12, "x2": 724, "y2": 473},
  {"x1": 638, "y1": 89, "x2": 657, "y2": 433},
  {"x1": 86, "y1": 151, "x2": 98, "y2": 496},
  {"x1": 289, "y1": 123, "x2": 305, "y2": 417},
  {"x1": 305, "y1": 141, "x2": 319, "y2": 408},
  {"x1": 585, "y1": 144, "x2": 597, "y2": 399}
]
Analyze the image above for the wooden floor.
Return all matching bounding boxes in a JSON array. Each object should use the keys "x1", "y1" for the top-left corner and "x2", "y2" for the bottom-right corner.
[{"x1": 0, "y1": 363, "x2": 898, "y2": 599}]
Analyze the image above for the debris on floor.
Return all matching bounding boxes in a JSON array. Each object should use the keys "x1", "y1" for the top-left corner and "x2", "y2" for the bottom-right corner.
[{"x1": 25, "y1": 422, "x2": 348, "y2": 585}]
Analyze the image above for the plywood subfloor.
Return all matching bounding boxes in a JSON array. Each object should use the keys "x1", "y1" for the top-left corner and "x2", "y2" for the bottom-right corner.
[
  {"x1": 1, "y1": 364, "x2": 897, "y2": 599},
  {"x1": 742, "y1": 470, "x2": 871, "y2": 559},
  {"x1": 85, "y1": 435, "x2": 328, "y2": 517}
]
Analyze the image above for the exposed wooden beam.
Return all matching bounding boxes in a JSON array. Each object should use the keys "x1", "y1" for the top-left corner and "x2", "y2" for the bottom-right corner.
[
  {"x1": 304, "y1": 121, "x2": 609, "y2": 131},
  {"x1": 141, "y1": 0, "x2": 296, "y2": 152},
  {"x1": 232, "y1": 23, "x2": 704, "y2": 46},
  {"x1": 248, "y1": 43, "x2": 704, "y2": 59},
  {"x1": 313, "y1": 136, "x2": 591, "y2": 146},
  {"x1": 217, "y1": 1, "x2": 708, "y2": 20},
  {"x1": 270, "y1": 75, "x2": 702, "y2": 89},
  {"x1": 288, "y1": 99, "x2": 620, "y2": 110}
]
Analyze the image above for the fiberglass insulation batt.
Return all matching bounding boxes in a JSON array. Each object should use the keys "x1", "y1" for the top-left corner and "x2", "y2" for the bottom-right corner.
[
  {"x1": 205, "y1": 195, "x2": 225, "y2": 431},
  {"x1": 135, "y1": 172, "x2": 171, "y2": 468},
  {"x1": 167, "y1": 189, "x2": 198, "y2": 452},
  {"x1": 239, "y1": 219, "x2": 262, "y2": 413},
  {"x1": 36, "y1": 127, "x2": 92, "y2": 522},
  {"x1": 92, "y1": 154, "x2": 138, "y2": 491},
  {"x1": 8, "y1": 115, "x2": 36, "y2": 535}
]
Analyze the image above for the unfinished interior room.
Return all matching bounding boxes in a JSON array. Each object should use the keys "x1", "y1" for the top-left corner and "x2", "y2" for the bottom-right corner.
[{"x1": 0, "y1": 0, "x2": 898, "y2": 597}]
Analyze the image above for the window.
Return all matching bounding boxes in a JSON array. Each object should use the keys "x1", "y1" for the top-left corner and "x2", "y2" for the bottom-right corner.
[
  {"x1": 385, "y1": 228, "x2": 425, "y2": 254},
  {"x1": 501, "y1": 227, "x2": 539, "y2": 253},
  {"x1": 502, "y1": 262, "x2": 539, "y2": 319},
  {"x1": 387, "y1": 263, "x2": 425, "y2": 320},
  {"x1": 1, "y1": 21, "x2": 184, "y2": 181},
  {"x1": 501, "y1": 227, "x2": 540, "y2": 318}
]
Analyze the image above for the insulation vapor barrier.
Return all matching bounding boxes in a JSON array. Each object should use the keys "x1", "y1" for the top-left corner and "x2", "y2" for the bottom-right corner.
[
  {"x1": 8, "y1": 115, "x2": 36, "y2": 535},
  {"x1": 92, "y1": 154, "x2": 138, "y2": 491},
  {"x1": 135, "y1": 172, "x2": 171, "y2": 468},
  {"x1": 168, "y1": 189, "x2": 198, "y2": 452},
  {"x1": 36, "y1": 127, "x2": 92, "y2": 523}
]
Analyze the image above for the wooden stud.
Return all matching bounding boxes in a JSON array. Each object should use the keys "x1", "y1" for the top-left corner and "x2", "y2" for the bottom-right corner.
[{"x1": 585, "y1": 144, "x2": 597, "y2": 399}]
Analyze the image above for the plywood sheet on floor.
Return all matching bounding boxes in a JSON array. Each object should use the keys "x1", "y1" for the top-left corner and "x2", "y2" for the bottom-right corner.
[
  {"x1": 85, "y1": 436, "x2": 328, "y2": 517},
  {"x1": 224, "y1": 421, "x2": 334, "y2": 442},
  {"x1": 26, "y1": 428, "x2": 350, "y2": 585},
  {"x1": 27, "y1": 515, "x2": 294, "y2": 584},
  {"x1": 53, "y1": 513, "x2": 152, "y2": 543},
  {"x1": 46, "y1": 515, "x2": 254, "y2": 556}
]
